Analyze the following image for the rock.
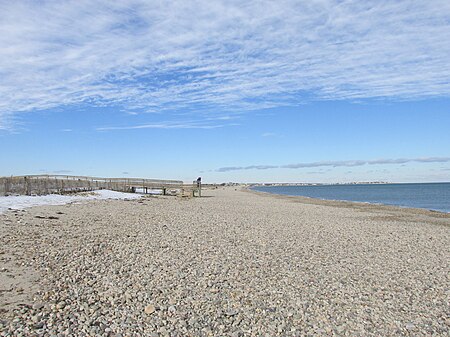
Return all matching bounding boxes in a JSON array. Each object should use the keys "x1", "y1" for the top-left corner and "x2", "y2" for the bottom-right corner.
[
  {"x1": 405, "y1": 322, "x2": 415, "y2": 330},
  {"x1": 32, "y1": 302, "x2": 45, "y2": 310},
  {"x1": 336, "y1": 325, "x2": 346, "y2": 333},
  {"x1": 34, "y1": 322, "x2": 45, "y2": 329},
  {"x1": 158, "y1": 327, "x2": 169, "y2": 336},
  {"x1": 225, "y1": 309, "x2": 238, "y2": 316},
  {"x1": 231, "y1": 330, "x2": 243, "y2": 337},
  {"x1": 144, "y1": 304, "x2": 156, "y2": 315},
  {"x1": 56, "y1": 302, "x2": 65, "y2": 310}
]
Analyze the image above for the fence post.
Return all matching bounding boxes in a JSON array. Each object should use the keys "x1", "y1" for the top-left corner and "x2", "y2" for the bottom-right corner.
[
  {"x1": 4, "y1": 177, "x2": 9, "y2": 196},
  {"x1": 24, "y1": 176, "x2": 31, "y2": 195},
  {"x1": 0, "y1": 175, "x2": 185, "y2": 196}
]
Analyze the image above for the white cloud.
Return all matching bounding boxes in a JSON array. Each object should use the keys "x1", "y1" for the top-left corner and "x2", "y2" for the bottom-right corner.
[
  {"x1": 1, "y1": 1, "x2": 449, "y2": 127},
  {"x1": 216, "y1": 157, "x2": 450, "y2": 172},
  {"x1": 39, "y1": 169, "x2": 73, "y2": 174},
  {"x1": 96, "y1": 119, "x2": 234, "y2": 131}
]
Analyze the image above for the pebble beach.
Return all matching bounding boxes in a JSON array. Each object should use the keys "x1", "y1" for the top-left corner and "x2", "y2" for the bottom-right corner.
[{"x1": 1, "y1": 187, "x2": 449, "y2": 336}]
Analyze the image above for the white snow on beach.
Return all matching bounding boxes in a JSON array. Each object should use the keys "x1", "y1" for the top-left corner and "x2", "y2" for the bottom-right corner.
[
  {"x1": 134, "y1": 187, "x2": 163, "y2": 194},
  {"x1": 0, "y1": 190, "x2": 142, "y2": 214}
]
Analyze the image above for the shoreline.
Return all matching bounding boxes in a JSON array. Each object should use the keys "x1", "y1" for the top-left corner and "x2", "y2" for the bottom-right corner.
[
  {"x1": 247, "y1": 187, "x2": 450, "y2": 219},
  {"x1": 1, "y1": 187, "x2": 449, "y2": 335}
]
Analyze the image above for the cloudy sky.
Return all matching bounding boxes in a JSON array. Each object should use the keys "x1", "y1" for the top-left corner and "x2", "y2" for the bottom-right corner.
[{"x1": 1, "y1": 0, "x2": 449, "y2": 183}]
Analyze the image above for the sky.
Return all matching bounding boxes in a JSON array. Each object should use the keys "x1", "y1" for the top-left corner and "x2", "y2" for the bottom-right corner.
[{"x1": 0, "y1": 0, "x2": 449, "y2": 183}]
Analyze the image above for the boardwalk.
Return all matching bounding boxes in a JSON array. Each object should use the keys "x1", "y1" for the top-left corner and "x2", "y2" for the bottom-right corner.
[{"x1": 0, "y1": 175, "x2": 196, "y2": 196}]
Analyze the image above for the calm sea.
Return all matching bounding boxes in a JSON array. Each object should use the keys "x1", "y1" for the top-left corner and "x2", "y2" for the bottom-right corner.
[{"x1": 252, "y1": 183, "x2": 450, "y2": 213}]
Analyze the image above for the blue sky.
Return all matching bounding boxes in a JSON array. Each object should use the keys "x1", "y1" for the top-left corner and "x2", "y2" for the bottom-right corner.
[{"x1": 1, "y1": 1, "x2": 449, "y2": 183}]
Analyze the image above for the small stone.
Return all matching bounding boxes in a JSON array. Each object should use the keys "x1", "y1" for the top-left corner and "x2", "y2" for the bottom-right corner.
[
  {"x1": 34, "y1": 322, "x2": 45, "y2": 329},
  {"x1": 158, "y1": 327, "x2": 169, "y2": 336},
  {"x1": 231, "y1": 330, "x2": 243, "y2": 337},
  {"x1": 405, "y1": 322, "x2": 415, "y2": 330},
  {"x1": 56, "y1": 302, "x2": 66, "y2": 309},
  {"x1": 225, "y1": 308, "x2": 238, "y2": 316},
  {"x1": 336, "y1": 325, "x2": 345, "y2": 333},
  {"x1": 32, "y1": 302, "x2": 45, "y2": 310},
  {"x1": 144, "y1": 304, "x2": 156, "y2": 314}
]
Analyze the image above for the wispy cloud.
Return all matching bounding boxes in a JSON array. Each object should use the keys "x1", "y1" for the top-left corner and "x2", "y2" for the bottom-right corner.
[
  {"x1": 0, "y1": 1, "x2": 449, "y2": 127},
  {"x1": 262, "y1": 132, "x2": 277, "y2": 137},
  {"x1": 39, "y1": 169, "x2": 73, "y2": 174},
  {"x1": 216, "y1": 157, "x2": 450, "y2": 172},
  {"x1": 96, "y1": 120, "x2": 233, "y2": 131}
]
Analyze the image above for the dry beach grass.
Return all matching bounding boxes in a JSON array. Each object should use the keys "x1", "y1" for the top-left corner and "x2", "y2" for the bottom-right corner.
[{"x1": 1, "y1": 187, "x2": 449, "y2": 336}]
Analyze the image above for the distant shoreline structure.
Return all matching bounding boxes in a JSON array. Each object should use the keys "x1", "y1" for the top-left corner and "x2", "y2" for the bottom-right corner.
[{"x1": 247, "y1": 181, "x2": 390, "y2": 187}]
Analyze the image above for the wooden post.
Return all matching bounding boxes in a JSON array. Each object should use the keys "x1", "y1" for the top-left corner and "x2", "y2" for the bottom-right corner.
[
  {"x1": 4, "y1": 177, "x2": 10, "y2": 196},
  {"x1": 44, "y1": 175, "x2": 49, "y2": 195},
  {"x1": 25, "y1": 176, "x2": 31, "y2": 195},
  {"x1": 193, "y1": 181, "x2": 201, "y2": 197},
  {"x1": 2, "y1": 178, "x2": 5, "y2": 196}
]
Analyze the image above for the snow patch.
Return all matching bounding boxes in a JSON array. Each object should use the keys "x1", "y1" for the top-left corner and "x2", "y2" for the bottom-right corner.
[
  {"x1": 134, "y1": 187, "x2": 163, "y2": 194},
  {"x1": 0, "y1": 190, "x2": 142, "y2": 214}
]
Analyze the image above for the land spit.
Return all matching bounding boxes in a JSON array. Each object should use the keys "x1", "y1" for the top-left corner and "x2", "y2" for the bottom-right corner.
[{"x1": 1, "y1": 187, "x2": 449, "y2": 336}]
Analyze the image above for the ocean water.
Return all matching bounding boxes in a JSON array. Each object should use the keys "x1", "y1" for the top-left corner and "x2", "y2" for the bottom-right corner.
[{"x1": 252, "y1": 183, "x2": 450, "y2": 213}]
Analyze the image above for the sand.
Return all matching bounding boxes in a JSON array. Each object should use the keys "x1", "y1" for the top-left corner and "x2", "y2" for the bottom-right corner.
[{"x1": 0, "y1": 187, "x2": 449, "y2": 336}]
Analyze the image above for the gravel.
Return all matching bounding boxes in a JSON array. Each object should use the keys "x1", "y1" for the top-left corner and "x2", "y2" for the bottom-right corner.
[{"x1": 0, "y1": 187, "x2": 449, "y2": 336}]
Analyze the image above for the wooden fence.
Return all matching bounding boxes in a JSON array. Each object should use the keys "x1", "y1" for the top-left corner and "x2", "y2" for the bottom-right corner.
[{"x1": 0, "y1": 175, "x2": 187, "y2": 196}]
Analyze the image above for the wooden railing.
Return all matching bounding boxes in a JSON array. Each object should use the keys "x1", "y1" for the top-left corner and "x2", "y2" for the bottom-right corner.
[{"x1": 0, "y1": 175, "x2": 186, "y2": 196}]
